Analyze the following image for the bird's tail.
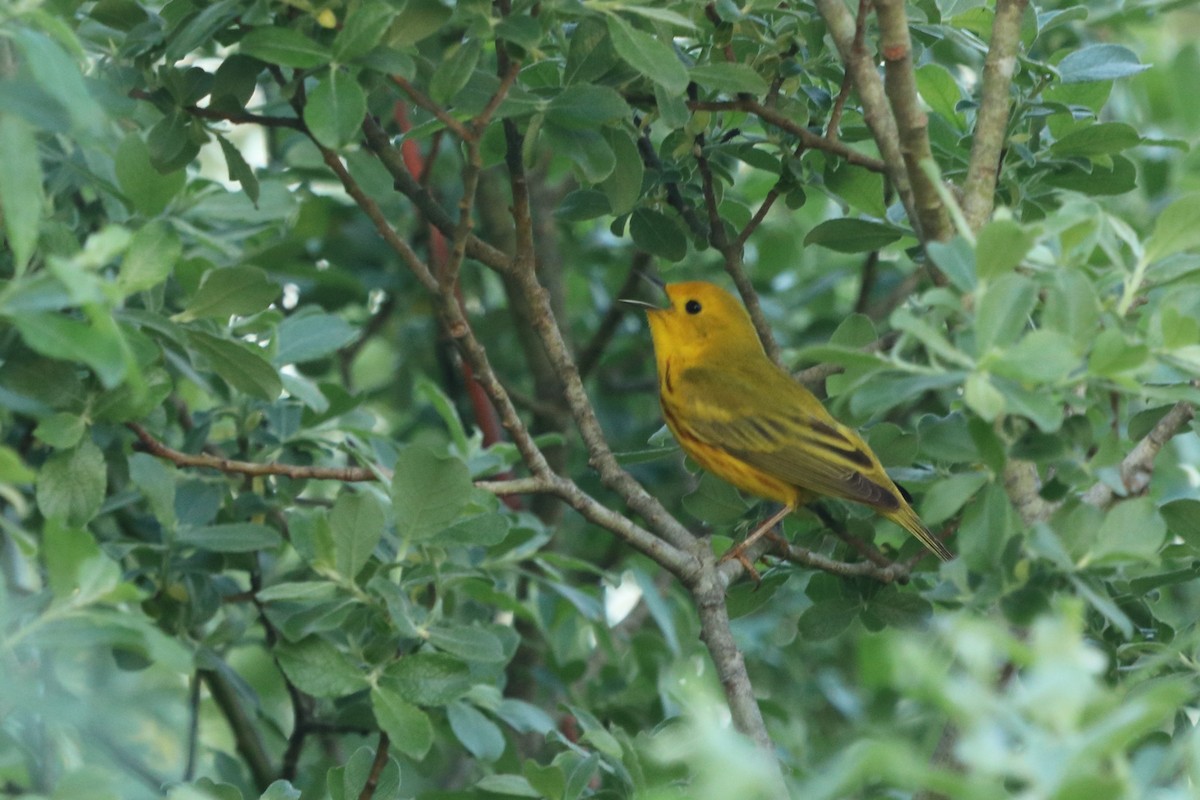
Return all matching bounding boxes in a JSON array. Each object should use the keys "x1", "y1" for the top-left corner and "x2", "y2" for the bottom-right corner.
[{"x1": 885, "y1": 501, "x2": 954, "y2": 562}]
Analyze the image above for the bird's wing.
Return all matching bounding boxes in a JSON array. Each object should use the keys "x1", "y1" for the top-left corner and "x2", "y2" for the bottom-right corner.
[{"x1": 676, "y1": 365, "x2": 900, "y2": 510}]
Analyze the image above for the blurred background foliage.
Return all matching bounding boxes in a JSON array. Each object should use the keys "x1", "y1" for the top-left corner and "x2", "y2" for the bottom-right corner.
[{"x1": 1, "y1": 0, "x2": 1200, "y2": 798}]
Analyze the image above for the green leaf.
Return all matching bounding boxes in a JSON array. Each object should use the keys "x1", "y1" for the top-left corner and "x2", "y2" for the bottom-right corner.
[
  {"x1": 177, "y1": 265, "x2": 279, "y2": 321},
  {"x1": 391, "y1": 0, "x2": 453, "y2": 46},
  {"x1": 546, "y1": 85, "x2": 629, "y2": 130},
  {"x1": 823, "y1": 162, "x2": 887, "y2": 218},
  {"x1": 128, "y1": 452, "x2": 177, "y2": 528},
  {"x1": 178, "y1": 523, "x2": 282, "y2": 552},
  {"x1": 975, "y1": 273, "x2": 1037, "y2": 353},
  {"x1": 916, "y1": 63, "x2": 963, "y2": 127},
  {"x1": 11, "y1": 310, "x2": 126, "y2": 388},
  {"x1": 564, "y1": 17, "x2": 616, "y2": 85},
  {"x1": 433, "y1": 513, "x2": 511, "y2": 546},
  {"x1": 372, "y1": 685, "x2": 433, "y2": 759},
  {"x1": 239, "y1": 27, "x2": 331, "y2": 68},
  {"x1": 186, "y1": 331, "x2": 282, "y2": 401},
  {"x1": 392, "y1": 447, "x2": 473, "y2": 541},
  {"x1": 120, "y1": 221, "x2": 182, "y2": 295},
  {"x1": 958, "y1": 483, "x2": 1014, "y2": 570},
  {"x1": 115, "y1": 134, "x2": 186, "y2": 216},
  {"x1": 146, "y1": 111, "x2": 201, "y2": 174},
  {"x1": 332, "y1": 1, "x2": 397, "y2": 61},
  {"x1": 975, "y1": 219, "x2": 1036, "y2": 278},
  {"x1": 542, "y1": 123, "x2": 615, "y2": 183},
  {"x1": 992, "y1": 330, "x2": 1080, "y2": 383},
  {"x1": 259, "y1": 781, "x2": 302, "y2": 800},
  {"x1": 688, "y1": 63, "x2": 768, "y2": 94},
  {"x1": 34, "y1": 412, "x2": 86, "y2": 449},
  {"x1": 304, "y1": 68, "x2": 367, "y2": 149},
  {"x1": 275, "y1": 636, "x2": 368, "y2": 698},
  {"x1": 797, "y1": 597, "x2": 859, "y2": 641},
  {"x1": 1049, "y1": 122, "x2": 1142, "y2": 157},
  {"x1": 1090, "y1": 498, "x2": 1166, "y2": 564},
  {"x1": 804, "y1": 219, "x2": 904, "y2": 253},
  {"x1": 605, "y1": 16, "x2": 688, "y2": 94},
  {"x1": 1145, "y1": 193, "x2": 1200, "y2": 263},
  {"x1": 426, "y1": 625, "x2": 507, "y2": 663},
  {"x1": 0, "y1": 115, "x2": 44, "y2": 275},
  {"x1": 43, "y1": 517, "x2": 120, "y2": 603},
  {"x1": 1058, "y1": 44, "x2": 1150, "y2": 83},
  {"x1": 430, "y1": 39, "x2": 482, "y2": 105},
  {"x1": 12, "y1": 27, "x2": 106, "y2": 134},
  {"x1": 37, "y1": 439, "x2": 107, "y2": 527},
  {"x1": 448, "y1": 701, "x2": 505, "y2": 761},
  {"x1": 963, "y1": 371, "x2": 1006, "y2": 421},
  {"x1": 217, "y1": 135, "x2": 261, "y2": 205},
  {"x1": 330, "y1": 491, "x2": 385, "y2": 580},
  {"x1": 274, "y1": 311, "x2": 359, "y2": 364},
  {"x1": 926, "y1": 236, "x2": 976, "y2": 292},
  {"x1": 474, "y1": 775, "x2": 539, "y2": 797},
  {"x1": 1160, "y1": 499, "x2": 1200, "y2": 551},
  {"x1": 1088, "y1": 329, "x2": 1149, "y2": 377},
  {"x1": 629, "y1": 207, "x2": 687, "y2": 261},
  {"x1": 165, "y1": 0, "x2": 241, "y2": 62},
  {"x1": 382, "y1": 652, "x2": 472, "y2": 706},
  {"x1": 919, "y1": 472, "x2": 988, "y2": 526},
  {"x1": 1044, "y1": 154, "x2": 1137, "y2": 196},
  {"x1": 555, "y1": 189, "x2": 611, "y2": 221}
]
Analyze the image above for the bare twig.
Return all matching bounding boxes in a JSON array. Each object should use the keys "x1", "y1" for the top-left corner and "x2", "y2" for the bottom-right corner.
[
  {"x1": 1081, "y1": 401, "x2": 1196, "y2": 509},
  {"x1": 199, "y1": 668, "x2": 274, "y2": 792},
  {"x1": 578, "y1": 254, "x2": 650, "y2": 379},
  {"x1": 694, "y1": 139, "x2": 783, "y2": 366},
  {"x1": 127, "y1": 423, "x2": 377, "y2": 482},
  {"x1": 825, "y1": 0, "x2": 871, "y2": 141},
  {"x1": 390, "y1": 75, "x2": 472, "y2": 140},
  {"x1": 691, "y1": 98, "x2": 887, "y2": 173},
  {"x1": 356, "y1": 734, "x2": 391, "y2": 800},
  {"x1": 128, "y1": 88, "x2": 305, "y2": 130},
  {"x1": 962, "y1": 0, "x2": 1030, "y2": 232},
  {"x1": 875, "y1": 0, "x2": 953, "y2": 242},
  {"x1": 636, "y1": 128, "x2": 710, "y2": 239},
  {"x1": 360, "y1": 117, "x2": 511, "y2": 274}
]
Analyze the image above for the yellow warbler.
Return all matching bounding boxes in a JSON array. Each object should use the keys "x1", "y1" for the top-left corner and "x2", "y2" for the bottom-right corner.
[{"x1": 631, "y1": 281, "x2": 953, "y2": 564}]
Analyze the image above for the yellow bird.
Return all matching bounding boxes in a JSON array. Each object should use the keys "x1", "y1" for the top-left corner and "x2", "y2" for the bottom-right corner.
[{"x1": 628, "y1": 280, "x2": 953, "y2": 565}]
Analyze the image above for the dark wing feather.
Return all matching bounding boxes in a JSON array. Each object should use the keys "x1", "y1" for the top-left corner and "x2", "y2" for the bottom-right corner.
[{"x1": 676, "y1": 365, "x2": 899, "y2": 509}]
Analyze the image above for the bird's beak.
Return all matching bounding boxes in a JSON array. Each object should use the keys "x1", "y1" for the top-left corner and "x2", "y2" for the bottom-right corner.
[{"x1": 618, "y1": 272, "x2": 667, "y2": 310}]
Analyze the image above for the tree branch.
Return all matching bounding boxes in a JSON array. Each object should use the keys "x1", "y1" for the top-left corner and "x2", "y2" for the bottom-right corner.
[
  {"x1": 356, "y1": 734, "x2": 391, "y2": 800},
  {"x1": 814, "y1": 0, "x2": 921, "y2": 235},
  {"x1": 1081, "y1": 401, "x2": 1195, "y2": 509},
  {"x1": 875, "y1": 0, "x2": 953, "y2": 241},
  {"x1": 694, "y1": 138, "x2": 784, "y2": 366},
  {"x1": 962, "y1": 0, "x2": 1029, "y2": 232},
  {"x1": 691, "y1": 98, "x2": 887, "y2": 174}
]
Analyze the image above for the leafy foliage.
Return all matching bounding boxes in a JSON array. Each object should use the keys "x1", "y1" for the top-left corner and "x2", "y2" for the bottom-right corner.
[{"x1": 1, "y1": 0, "x2": 1199, "y2": 798}]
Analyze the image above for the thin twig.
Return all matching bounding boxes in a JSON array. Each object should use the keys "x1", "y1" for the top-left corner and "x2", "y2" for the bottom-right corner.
[
  {"x1": 694, "y1": 138, "x2": 783, "y2": 365},
  {"x1": 360, "y1": 116, "x2": 511, "y2": 274},
  {"x1": 578, "y1": 254, "x2": 650, "y2": 379},
  {"x1": 127, "y1": 423, "x2": 377, "y2": 481},
  {"x1": 128, "y1": 88, "x2": 305, "y2": 130},
  {"x1": 691, "y1": 98, "x2": 887, "y2": 173},
  {"x1": 635, "y1": 127, "x2": 710, "y2": 239},
  {"x1": 390, "y1": 75, "x2": 472, "y2": 140},
  {"x1": 962, "y1": 0, "x2": 1030, "y2": 232},
  {"x1": 1081, "y1": 401, "x2": 1195, "y2": 509},
  {"x1": 825, "y1": 0, "x2": 871, "y2": 142},
  {"x1": 199, "y1": 668, "x2": 274, "y2": 792},
  {"x1": 356, "y1": 733, "x2": 391, "y2": 800}
]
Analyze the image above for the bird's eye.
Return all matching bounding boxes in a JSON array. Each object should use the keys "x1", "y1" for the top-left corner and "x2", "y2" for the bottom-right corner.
[{"x1": 685, "y1": 299, "x2": 702, "y2": 315}]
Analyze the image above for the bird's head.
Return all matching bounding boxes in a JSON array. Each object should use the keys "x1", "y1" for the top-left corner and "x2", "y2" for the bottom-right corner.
[{"x1": 623, "y1": 280, "x2": 765, "y2": 366}]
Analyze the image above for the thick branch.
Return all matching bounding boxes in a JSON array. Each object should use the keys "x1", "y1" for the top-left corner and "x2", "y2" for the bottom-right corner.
[
  {"x1": 962, "y1": 0, "x2": 1029, "y2": 233},
  {"x1": 875, "y1": 0, "x2": 953, "y2": 242},
  {"x1": 814, "y1": 0, "x2": 921, "y2": 235}
]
